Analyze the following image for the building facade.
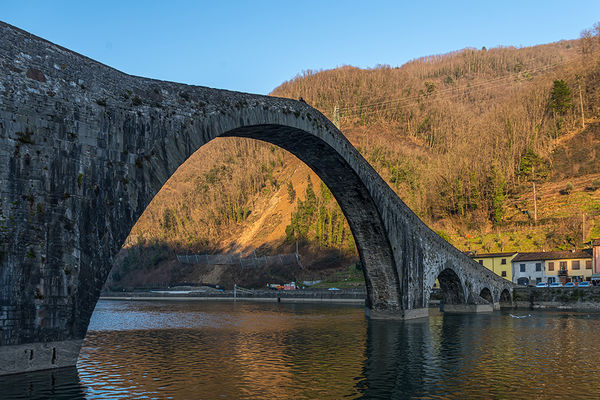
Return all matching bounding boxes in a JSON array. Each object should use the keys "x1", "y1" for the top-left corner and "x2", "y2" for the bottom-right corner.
[
  {"x1": 593, "y1": 239, "x2": 600, "y2": 282},
  {"x1": 511, "y1": 253, "x2": 547, "y2": 286},
  {"x1": 467, "y1": 241, "x2": 600, "y2": 286},
  {"x1": 512, "y1": 250, "x2": 593, "y2": 285},
  {"x1": 470, "y1": 252, "x2": 517, "y2": 282},
  {"x1": 545, "y1": 250, "x2": 593, "y2": 283}
]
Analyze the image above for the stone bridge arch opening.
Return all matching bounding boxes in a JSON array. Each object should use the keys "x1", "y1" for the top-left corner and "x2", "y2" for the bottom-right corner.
[
  {"x1": 110, "y1": 134, "x2": 367, "y2": 291},
  {"x1": 436, "y1": 268, "x2": 465, "y2": 305},
  {"x1": 109, "y1": 122, "x2": 399, "y2": 314},
  {"x1": 215, "y1": 125, "x2": 396, "y2": 309},
  {"x1": 479, "y1": 287, "x2": 493, "y2": 303},
  {"x1": 499, "y1": 289, "x2": 512, "y2": 307}
]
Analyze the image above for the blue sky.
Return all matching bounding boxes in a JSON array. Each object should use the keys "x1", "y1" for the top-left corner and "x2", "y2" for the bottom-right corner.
[{"x1": 3, "y1": 1, "x2": 600, "y2": 94}]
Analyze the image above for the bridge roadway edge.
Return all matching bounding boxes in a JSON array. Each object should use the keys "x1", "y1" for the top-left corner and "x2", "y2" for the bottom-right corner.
[{"x1": 0, "y1": 21, "x2": 514, "y2": 375}]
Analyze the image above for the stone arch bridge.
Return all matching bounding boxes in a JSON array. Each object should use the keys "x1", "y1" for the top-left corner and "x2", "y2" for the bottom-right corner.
[{"x1": 0, "y1": 22, "x2": 513, "y2": 375}]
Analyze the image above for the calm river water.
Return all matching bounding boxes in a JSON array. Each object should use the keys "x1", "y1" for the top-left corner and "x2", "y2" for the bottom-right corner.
[{"x1": 2, "y1": 300, "x2": 600, "y2": 399}]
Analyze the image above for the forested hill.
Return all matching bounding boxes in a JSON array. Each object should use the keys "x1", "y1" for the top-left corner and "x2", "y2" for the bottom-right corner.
[
  {"x1": 272, "y1": 38, "x2": 598, "y2": 225},
  {"x1": 107, "y1": 24, "x2": 600, "y2": 290}
]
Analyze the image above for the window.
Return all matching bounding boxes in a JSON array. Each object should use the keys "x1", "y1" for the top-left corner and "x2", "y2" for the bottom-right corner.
[
  {"x1": 536, "y1": 263, "x2": 542, "y2": 272},
  {"x1": 536, "y1": 278, "x2": 542, "y2": 283},
  {"x1": 501, "y1": 258, "x2": 506, "y2": 265},
  {"x1": 560, "y1": 261, "x2": 567, "y2": 270},
  {"x1": 501, "y1": 271, "x2": 507, "y2": 277},
  {"x1": 478, "y1": 260, "x2": 484, "y2": 265},
  {"x1": 572, "y1": 260, "x2": 580, "y2": 270},
  {"x1": 520, "y1": 264, "x2": 526, "y2": 272},
  {"x1": 548, "y1": 262, "x2": 554, "y2": 271},
  {"x1": 586, "y1": 260, "x2": 593, "y2": 270}
]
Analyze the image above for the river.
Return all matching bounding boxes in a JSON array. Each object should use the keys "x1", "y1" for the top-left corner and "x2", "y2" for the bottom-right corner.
[{"x1": 2, "y1": 300, "x2": 600, "y2": 399}]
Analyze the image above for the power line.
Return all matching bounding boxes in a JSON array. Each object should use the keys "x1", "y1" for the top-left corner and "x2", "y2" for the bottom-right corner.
[
  {"x1": 335, "y1": 53, "x2": 585, "y2": 116},
  {"x1": 339, "y1": 60, "x2": 563, "y2": 114}
]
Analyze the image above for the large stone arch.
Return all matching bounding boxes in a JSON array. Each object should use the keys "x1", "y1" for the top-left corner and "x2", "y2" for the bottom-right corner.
[{"x1": 0, "y1": 22, "x2": 515, "y2": 375}]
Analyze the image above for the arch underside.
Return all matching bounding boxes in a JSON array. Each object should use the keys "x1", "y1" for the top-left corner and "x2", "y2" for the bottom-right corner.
[
  {"x1": 479, "y1": 287, "x2": 493, "y2": 303},
  {"x1": 222, "y1": 124, "x2": 400, "y2": 311},
  {"x1": 437, "y1": 268, "x2": 465, "y2": 305},
  {"x1": 500, "y1": 289, "x2": 511, "y2": 303}
]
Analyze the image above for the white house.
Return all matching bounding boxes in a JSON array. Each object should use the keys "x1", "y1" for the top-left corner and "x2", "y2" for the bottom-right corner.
[{"x1": 511, "y1": 252, "x2": 547, "y2": 286}]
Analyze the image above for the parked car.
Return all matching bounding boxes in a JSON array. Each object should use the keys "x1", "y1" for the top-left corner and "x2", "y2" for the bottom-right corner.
[
  {"x1": 549, "y1": 282, "x2": 563, "y2": 287},
  {"x1": 578, "y1": 281, "x2": 592, "y2": 288},
  {"x1": 536, "y1": 282, "x2": 548, "y2": 288},
  {"x1": 564, "y1": 282, "x2": 576, "y2": 287}
]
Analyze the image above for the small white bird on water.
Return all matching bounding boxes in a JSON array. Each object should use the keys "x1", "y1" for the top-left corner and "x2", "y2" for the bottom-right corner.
[{"x1": 509, "y1": 314, "x2": 532, "y2": 319}]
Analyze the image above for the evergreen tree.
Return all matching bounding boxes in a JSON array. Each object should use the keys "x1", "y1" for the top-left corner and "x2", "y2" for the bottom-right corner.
[
  {"x1": 286, "y1": 181, "x2": 296, "y2": 203},
  {"x1": 549, "y1": 80, "x2": 573, "y2": 114}
]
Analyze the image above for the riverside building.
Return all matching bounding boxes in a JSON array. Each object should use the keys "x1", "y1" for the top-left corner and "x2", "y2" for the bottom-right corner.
[
  {"x1": 470, "y1": 252, "x2": 517, "y2": 282},
  {"x1": 469, "y1": 240, "x2": 600, "y2": 286}
]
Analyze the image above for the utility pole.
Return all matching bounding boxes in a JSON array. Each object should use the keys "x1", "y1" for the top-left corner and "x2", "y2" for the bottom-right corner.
[
  {"x1": 532, "y1": 165, "x2": 537, "y2": 224},
  {"x1": 579, "y1": 83, "x2": 585, "y2": 129},
  {"x1": 577, "y1": 75, "x2": 585, "y2": 129},
  {"x1": 582, "y1": 212, "x2": 586, "y2": 244}
]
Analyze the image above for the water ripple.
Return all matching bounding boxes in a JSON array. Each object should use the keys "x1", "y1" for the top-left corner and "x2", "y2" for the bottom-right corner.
[{"x1": 3, "y1": 302, "x2": 600, "y2": 399}]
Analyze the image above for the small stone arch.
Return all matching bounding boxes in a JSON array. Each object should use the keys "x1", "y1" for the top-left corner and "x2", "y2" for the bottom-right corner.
[
  {"x1": 479, "y1": 287, "x2": 493, "y2": 303},
  {"x1": 436, "y1": 268, "x2": 465, "y2": 305},
  {"x1": 499, "y1": 289, "x2": 512, "y2": 306}
]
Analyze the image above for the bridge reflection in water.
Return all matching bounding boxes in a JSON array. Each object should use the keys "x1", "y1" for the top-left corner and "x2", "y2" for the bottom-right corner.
[{"x1": 2, "y1": 301, "x2": 600, "y2": 399}]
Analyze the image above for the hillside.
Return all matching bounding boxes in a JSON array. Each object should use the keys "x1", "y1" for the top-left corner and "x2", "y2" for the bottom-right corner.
[{"x1": 107, "y1": 23, "x2": 600, "y2": 291}]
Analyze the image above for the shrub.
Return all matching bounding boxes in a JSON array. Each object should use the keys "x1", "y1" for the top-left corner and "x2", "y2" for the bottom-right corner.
[{"x1": 560, "y1": 183, "x2": 573, "y2": 195}]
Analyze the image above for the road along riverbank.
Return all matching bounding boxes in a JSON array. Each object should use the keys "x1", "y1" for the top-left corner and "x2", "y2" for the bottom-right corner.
[
  {"x1": 102, "y1": 287, "x2": 600, "y2": 311},
  {"x1": 100, "y1": 288, "x2": 367, "y2": 305}
]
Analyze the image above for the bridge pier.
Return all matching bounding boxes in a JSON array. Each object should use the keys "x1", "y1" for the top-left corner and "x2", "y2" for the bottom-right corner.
[{"x1": 0, "y1": 340, "x2": 82, "y2": 376}]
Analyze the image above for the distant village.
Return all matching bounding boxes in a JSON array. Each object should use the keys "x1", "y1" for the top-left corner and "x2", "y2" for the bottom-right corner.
[{"x1": 467, "y1": 239, "x2": 600, "y2": 286}]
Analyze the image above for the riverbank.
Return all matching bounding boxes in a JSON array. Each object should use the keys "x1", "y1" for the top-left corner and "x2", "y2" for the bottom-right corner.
[
  {"x1": 100, "y1": 288, "x2": 367, "y2": 305},
  {"x1": 102, "y1": 287, "x2": 600, "y2": 311},
  {"x1": 513, "y1": 286, "x2": 600, "y2": 311}
]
